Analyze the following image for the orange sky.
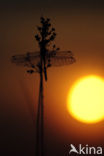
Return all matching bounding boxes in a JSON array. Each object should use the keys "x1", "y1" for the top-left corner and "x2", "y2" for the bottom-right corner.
[{"x1": 0, "y1": 0, "x2": 104, "y2": 155}]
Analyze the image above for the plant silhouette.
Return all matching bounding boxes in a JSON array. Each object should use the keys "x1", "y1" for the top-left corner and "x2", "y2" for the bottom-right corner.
[{"x1": 11, "y1": 16, "x2": 76, "y2": 156}]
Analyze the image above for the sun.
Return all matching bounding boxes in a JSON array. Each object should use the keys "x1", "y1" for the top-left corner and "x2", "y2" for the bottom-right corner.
[{"x1": 67, "y1": 75, "x2": 104, "y2": 124}]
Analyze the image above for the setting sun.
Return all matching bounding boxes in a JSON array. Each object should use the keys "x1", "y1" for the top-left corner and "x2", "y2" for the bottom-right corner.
[{"x1": 67, "y1": 75, "x2": 104, "y2": 124}]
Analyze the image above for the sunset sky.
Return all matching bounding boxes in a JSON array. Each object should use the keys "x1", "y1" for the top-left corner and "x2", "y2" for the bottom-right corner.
[{"x1": 0, "y1": 0, "x2": 104, "y2": 155}]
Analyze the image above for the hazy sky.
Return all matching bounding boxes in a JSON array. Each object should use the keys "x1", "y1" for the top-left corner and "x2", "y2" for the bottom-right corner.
[{"x1": 0, "y1": 0, "x2": 104, "y2": 155}]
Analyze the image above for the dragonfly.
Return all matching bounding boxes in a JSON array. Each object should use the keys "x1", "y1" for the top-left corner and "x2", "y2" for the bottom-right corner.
[{"x1": 11, "y1": 50, "x2": 75, "y2": 80}]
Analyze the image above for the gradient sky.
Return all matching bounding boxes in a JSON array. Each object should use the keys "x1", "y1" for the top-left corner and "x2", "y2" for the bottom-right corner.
[{"x1": 0, "y1": 0, "x2": 104, "y2": 155}]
